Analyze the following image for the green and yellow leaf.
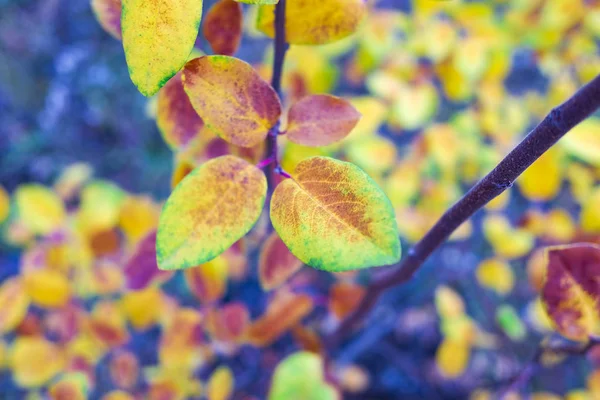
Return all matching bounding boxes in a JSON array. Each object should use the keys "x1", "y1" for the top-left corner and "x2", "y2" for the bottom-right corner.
[
  {"x1": 121, "y1": 0, "x2": 203, "y2": 96},
  {"x1": 157, "y1": 155, "x2": 267, "y2": 270},
  {"x1": 270, "y1": 156, "x2": 400, "y2": 271}
]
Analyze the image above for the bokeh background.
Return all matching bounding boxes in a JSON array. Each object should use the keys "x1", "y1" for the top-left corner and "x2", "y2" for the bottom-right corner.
[{"x1": 1, "y1": 0, "x2": 600, "y2": 398}]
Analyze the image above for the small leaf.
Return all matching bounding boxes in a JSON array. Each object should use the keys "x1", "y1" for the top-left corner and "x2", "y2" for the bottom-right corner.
[
  {"x1": 542, "y1": 243, "x2": 600, "y2": 341},
  {"x1": 157, "y1": 155, "x2": 267, "y2": 270},
  {"x1": 286, "y1": 94, "x2": 360, "y2": 147},
  {"x1": 328, "y1": 282, "x2": 366, "y2": 320},
  {"x1": 203, "y1": 0, "x2": 243, "y2": 56},
  {"x1": 91, "y1": 0, "x2": 122, "y2": 39},
  {"x1": 15, "y1": 184, "x2": 66, "y2": 235},
  {"x1": 11, "y1": 337, "x2": 65, "y2": 387},
  {"x1": 184, "y1": 256, "x2": 229, "y2": 303},
  {"x1": 237, "y1": 0, "x2": 277, "y2": 4},
  {"x1": 23, "y1": 269, "x2": 71, "y2": 309},
  {"x1": 0, "y1": 185, "x2": 9, "y2": 223},
  {"x1": 496, "y1": 305, "x2": 527, "y2": 341},
  {"x1": 124, "y1": 231, "x2": 173, "y2": 290},
  {"x1": 248, "y1": 291, "x2": 313, "y2": 346},
  {"x1": 121, "y1": 0, "x2": 203, "y2": 96},
  {"x1": 269, "y1": 352, "x2": 338, "y2": 400},
  {"x1": 257, "y1": 0, "x2": 366, "y2": 45},
  {"x1": 157, "y1": 72, "x2": 206, "y2": 150},
  {"x1": 206, "y1": 302, "x2": 250, "y2": 343},
  {"x1": 183, "y1": 56, "x2": 281, "y2": 147},
  {"x1": 270, "y1": 156, "x2": 400, "y2": 271},
  {"x1": 121, "y1": 287, "x2": 163, "y2": 330},
  {"x1": 259, "y1": 231, "x2": 303, "y2": 291},
  {"x1": 435, "y1": 338, "x2": 470, "y2": 379},
  {"x1": 0, "y1": 278, "x2": 30, "y2": 334},
  {"x1": 476, "y1": 258, "x2": 515, "y2": 295},
  {"x1": 207, "y1": 366, "x2": 234, "y2": 400}
]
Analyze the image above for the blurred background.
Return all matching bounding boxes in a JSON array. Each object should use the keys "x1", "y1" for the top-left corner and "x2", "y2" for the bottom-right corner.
[{"x1": 1, "y1": 0, "x2": 600, "y2": 398}]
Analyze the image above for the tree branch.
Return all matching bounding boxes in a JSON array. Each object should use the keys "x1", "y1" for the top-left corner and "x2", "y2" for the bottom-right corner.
[{"x1": 327, "y1": 74, "x2": 600, "y2": 346}]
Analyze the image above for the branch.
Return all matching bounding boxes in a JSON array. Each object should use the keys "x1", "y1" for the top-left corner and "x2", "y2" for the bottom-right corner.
[
  {"x1": 327, "y1": 74, "x2": 600, "y2": 345},
  {"x1": 497, "y1": 336, "x2": 600, "y2": 398},
  {"x1": 263, "y1": 0, "x2": 289, "y2": 193}
]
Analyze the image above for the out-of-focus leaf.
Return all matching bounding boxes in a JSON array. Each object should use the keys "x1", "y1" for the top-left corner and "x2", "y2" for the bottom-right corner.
[
  {"x1": 118, "y1": 195, "x2": 159, "y2": 244},
  {"x1": 184, "y1": 255, "x2": 229, "y2": 303},
  {"x1": 159, "y1": 308, "x2": 203, "y2": 370},
  {"x1": 0, "y1": 278, "x2": 29, "y2": 334},
  {"x1": 286, "y1": 95, "x2": 360, "y2": 147},
  {"x1": 121, "y1": 0, "x2": 203, "y2": 96},
  {"x1": 157, "y1": 155, "x2": 267, "y2": 270},
  {"x1": 91, "y1": 0, "x2": 122, "y2": 39},
  {"x1": 183, "y1": 56, "x2": 281, "y2": 147},
  {"x1": 23, "y1": 269, "x2": 70, "y2": 309},
  {"x1": 89, "y1": 301, "x2": 130, "y2": 348},
  {"x1": 435, "y1": 338, "x2": 470, "y2": 379},
  {"x1": 517, "y1": 147, "x2": 564, "y2": 201},
  {"x1": 561, "y1": 118, "x2": 600, "y2": 166},
  {"x1": 542, "y1": 244, "x2": 600, "y2": 341},
  {"x1": 345, "y1": 135, "x2": 397, "y2": 177},
  {"x1": 77, "y1": 181, "x2": 125, "y2": 235},
  {"x1": 206, "y1": 302, "x2": 249, "y2": 343},
  {"x1": 207, "y1": 366, "x2": 234, "y2": 400},
  {"x1": 0, "y1": 185, "x2": 10, "y2": 224},
  {"x1": 268, "y1": 352, "x2": 338, "y2": 400},
  {"x1": 203, "y1": 0, "x2": 242, "y2": 56},
  {"x1": 49, "y1": 372, "x2": 89, "y2": 400},
  {"x1": 124, "y1": 231, "x2": 173, "y2": 290},
  {"x1": 121, "y1": 287, "x2": 162, "y2": 330},
  {"x1": 496, "y1": 305, "x2": 527, "y2": 341},
  {"x1": 259, "y1": 231, "x2": 303, "y2": 291},
  {"x1": 109, "y1": 351, "x2": 139, "y2": 390},
  {"x1": 10, "y1": 337, "x2": 65, "y2": 387},
  {"x1": 476, "y1": 258, "x2": 514, "y2": 295},
  {"x1": 483, "y1": 215, "x2": 535, "y2": 259},
  {"x1": 156, "y1": 72, "x2": 206, "y2": 150},
  {"x1": 257, "y1": 0, "x2": 366, "y2": 45},
  {"x1": 15, "y1": 184, "x2": 66, "y2": 235},
  {"x1": 328, "y1": 282, "x2": 366, "y2": 320},
  {"x1": 248, "y1": 291, "x2": 313, "y2": 346},
  {"x1": 270, "y1": 156, "x2": 400, "y2": 271}
]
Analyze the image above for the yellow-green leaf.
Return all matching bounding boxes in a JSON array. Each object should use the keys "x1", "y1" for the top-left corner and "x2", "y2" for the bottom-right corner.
[
  {"x1": 257, "y1": 0, "x2": 366, "y2": 45},
  {"x1": 269, "y1": 352, "x2": 338, "y2": 400},
  {"x1": 183, "y1": 56, "x2": 281, "y2": 147},
  {"x1": 121, "y1": 0, "x2": 203, "y2": 96},
  {"x1": 15, "y1": 184, "x2": 66, "y2": 235},
  {"x1": 270, "y1": 156, "x2": 400, "y2": 271},
  {"x1": 157, "y1": 155, "x2": 267, "y2": 270}
]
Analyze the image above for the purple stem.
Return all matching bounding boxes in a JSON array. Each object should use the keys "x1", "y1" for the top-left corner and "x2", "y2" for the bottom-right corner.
[{"x1": 327, "y1": 73, "x2": 600, "y2": 346}]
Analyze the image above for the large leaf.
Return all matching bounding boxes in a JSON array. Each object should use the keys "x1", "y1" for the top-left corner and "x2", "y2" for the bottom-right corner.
[
  {"x1": 183, "y1": 56, "x2": 281, "y2": 147},
  {"x1": 270, "y1": 156, "x2": 400, "y2": 271},
  {"x1": 286, "y1": 94, "x2": 360, "y2": 147},
  {"x1": 121, "y1": 0, "x2": 203, "y2": 96},
  {"x1": 257, "y1": 0, "x2": 366, "y2": 45},
  {"x1": 542, "y1": 243, "x2": 600, "y2": 341},
  {"x1": 157, "y1": 155, "x2": 267, "y2": 270}
]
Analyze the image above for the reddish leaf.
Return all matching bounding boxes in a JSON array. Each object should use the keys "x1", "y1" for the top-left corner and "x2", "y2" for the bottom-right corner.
[
  {"x1": 286, "y1": 94, "x2": 361, "y2": 146},
  {"x1": 110, "y1": 350, "x2": 139, "y2": 390},
  {"x1": 123, "y1": 231, "x2": 173, "y2": 290},
  {"x1": 248, "y1": 290, "x2": 314, "y2": 346},
  {"x1": 542, "y1": 243, "x2": 600, "y2": 341},
  {"x1": 329, "y1": 282, "x2": 366, "y2": 320},
  {"x1": 184, "y1": 256, "x2": 229, "y2": 303},
  {"x1": 203, "y1": 0, "x2": 242, "y2": 56},
  {"x1": 91, "y1": 0, "x2": 122, "y2": 40},
  {"x1": 157, "y1": 72, "x2": 205, "y2": 150},
  {"x1": 259, "y1": 232, "x2": 303, "y2": 291},
  {"x1": 206, "y1": 302, "x2": 250, "y2": 343}
]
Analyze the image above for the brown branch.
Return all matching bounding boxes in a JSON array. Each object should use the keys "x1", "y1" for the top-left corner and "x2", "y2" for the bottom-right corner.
[{"x1": 326, "y1": 74, "x2": 600, "y2": 346}]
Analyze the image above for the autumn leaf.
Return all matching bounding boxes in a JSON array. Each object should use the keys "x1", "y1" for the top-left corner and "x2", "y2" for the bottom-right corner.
[
  {"x1": 542, "y1": 243, "x2": 600, "y2": 342},
  {"x1": 203, "y1": 0, "x2": 243, "y2": 56},
  {"x1": 124, "y1": 231, "x2": 173, "y2": 290},
  {"x1": 15, "y1": 184, "x2": 66, "y2": 235},
  {"x1": 286, "y1": 94, "x2": 360, "y2": 147},
  {"x1": 157, "y1": 155, "x2": 267, "y2": 270},
  {"x1": 257, "y1": 0, "x2": 366, "y2": 45},
  {"x1": 11, "y1": 337, "x2": 65, "y2": 387},
  {"x1": 259, "y1": 231, "x2": 303, "y2": 291},
  {"x1": 0, "y1": 278, "x2": 30, "y2": 334},
  {"x1": 435, "y1": 338, "x2": 470, "y2": 378},
  {"x1": 237, "y1": 0, "x2": 277, "y2": 4},
  {"x1": 269, "y1": 352, "x2": 338, "y2": 400},
  {"x1": 121, "y1": 0, "x2": 203, "y2": 96},
  {"x1": 91, "y1": 0, "x2": 122, "y2": 40},
  {"x1": 206, "y1": 302, "x2": 250, "y2": 343},
  {"x1": 183, "y1": 56, "x2": 281, "y2": 147},
  {"x1": 270, "y1": 156, "x2": 400, "y2": 271},
  {"x1": 157, "y1": 71, "x2": 206, "y2": 150},
  {"x1": 329, "y1": 282, "x2": 366, "y2": 320},
  {"x1": 184, "y1": 255, "x2": 229, "y2": 303},
  {"x1": 207, "y1": 366, "x2": 234, "y2": 400}
]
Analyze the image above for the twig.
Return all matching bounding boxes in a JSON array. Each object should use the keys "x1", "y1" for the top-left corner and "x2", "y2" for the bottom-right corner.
[
  {"x1": 263, "y1": 0, "x2": 289, "y2": 192},
  {"x1": 497, "y1": 336, "x2": 600, "y2": 398},
  {"x1": 326, "y1": 74, "x2": 600, "y2": 346}
]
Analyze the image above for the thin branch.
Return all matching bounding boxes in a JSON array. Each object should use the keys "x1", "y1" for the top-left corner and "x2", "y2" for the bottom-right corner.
[
  {"x1": 327, "y1": 74, "x2": 600, "y2": 346},
  {"x1": 264, "y1": 0, "x2": 289, "y2": 192},
  {"x1": 497, "y1": 336, "x2": 600, "y2": 398}
]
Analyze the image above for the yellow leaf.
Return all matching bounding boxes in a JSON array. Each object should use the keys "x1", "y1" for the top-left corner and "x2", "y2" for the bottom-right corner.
[
  {"x1": 476, "y1": 258, "x2": 515, "y2": 295},
  {"x1": 157, "y1": 155, "x2": 267, "y2": 270},
  {"x1": 0, "y1": 185, "x2": 10, "y2": 223},
  {"x1": 270, "y1": 156, "x2": 400, "y2": 271},
  {"x1": 0, "y1": 278, "x2": 30, "y2": 333},
  {"x1": 118, "y1": 195, "x2": 159, "y2": 244},
  {"x1": 435, "y1": 338, "x2": 470, "y2": 378},
  {"x1": 23, "y1": 269, "x2": 70, "y2": 308},
  {"x1": 10, "y1": 337, "x2": 65, "y2": 387},
  {"x1": 183, "y1": 56, "x2": 281, "y2": 148},
  {"x1": 15, "y1": 184, "x2": 66, "y2": 235},
  {"x1": 121, "y1": 0, "x2": 203, "y2": 96},
  {"x1": 207, "y1": 366, "x2": 234, "y2": 400},
  {"x1": 257, "y1": 0, "x2": 366, "y2": 45},
  {"x1": 517, "y1": 147, "x2": 564, "y2": 201},
  {"x1": 561, "y1": 118, "x2": 600, "y2": 166},
  {"x1": 121, "y1": 287, "x2": 163, "y2": 330}
]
